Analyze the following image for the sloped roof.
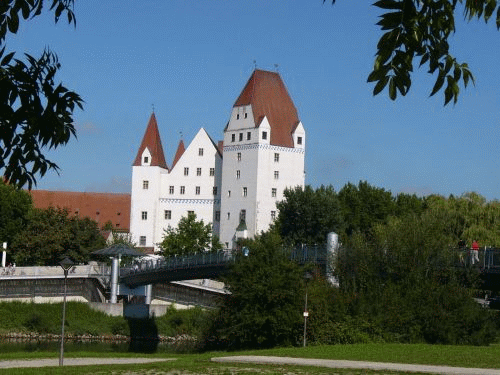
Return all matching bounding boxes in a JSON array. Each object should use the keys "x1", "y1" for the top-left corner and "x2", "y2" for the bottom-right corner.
[
  {"x1": 234, "y1": 69, "x2": 300, "y2": 148},
  {"x1": 29, "y1": 190, "x2": 131, "y2": 231},
  {"x1": 133, "y1": 113, "x2": 168, "y2": 169},
  {"x1": 171, "y1": 140, "x2": 185, "y2": 169}
]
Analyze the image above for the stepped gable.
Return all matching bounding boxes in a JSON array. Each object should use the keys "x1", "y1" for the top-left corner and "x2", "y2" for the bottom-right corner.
[
  {"x1": 171, "y1": 140, "x2": 185, "y2": 169},
  {"x1": 133, "y1": 113, "x2": 168, "y2": 169},
  {"x1": 234, "y1": 69, "x2": 300, "y2": 148},
  {"x1": 29, "y1": 190, "x2": 131, "y2": 230}
]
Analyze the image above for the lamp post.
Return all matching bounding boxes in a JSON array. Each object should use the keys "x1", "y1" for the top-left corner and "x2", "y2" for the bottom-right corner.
[
  {"x1": 59, "y1": 257, "x2": 74, "y2": 366},
  {"x1": 303, "y1": 271, "x2": 313, "y2": 347}
]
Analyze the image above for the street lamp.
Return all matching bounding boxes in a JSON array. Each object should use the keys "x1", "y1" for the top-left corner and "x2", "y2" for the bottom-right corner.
[
  {"x1": 59, "y1": 256, "x2": 74, "y2": 366},
  {"x1": 303, "y1": 271, "x2": 313, "y2": 347}
]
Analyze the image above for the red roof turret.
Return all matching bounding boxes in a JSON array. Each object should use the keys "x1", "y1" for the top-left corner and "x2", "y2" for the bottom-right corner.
[{"x1": 133, "y1": 113, "x2": 168, "y2": 169}]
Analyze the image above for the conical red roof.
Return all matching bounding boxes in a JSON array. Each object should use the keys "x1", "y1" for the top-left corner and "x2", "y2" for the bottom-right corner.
[
  {"x1": 234, "y1": 69, "x2": 300, "y2": 148},
  {"x1": 133, "y1": 113, "x2": 168, "y2": 169},
  {"x1": 171, "y1": 140, "x2": 185, "y2": 169}
]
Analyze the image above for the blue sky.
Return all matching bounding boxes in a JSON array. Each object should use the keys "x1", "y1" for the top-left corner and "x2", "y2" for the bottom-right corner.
[{"x1": 6, "y1": 1, "x2": 500, "y2": 199}]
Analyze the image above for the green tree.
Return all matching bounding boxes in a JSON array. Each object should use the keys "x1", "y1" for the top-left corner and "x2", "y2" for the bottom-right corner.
[
  {"x1": 10, "y1": 206, "x2": 105, "y2": 265},
  {"x1": 275, "y1": 185, "x2": 342, "y2": 246},
  {"x1": 0, "y1": 0, "x2": 82, "y2": 189},
  {"x1": 329, "y1": 0, "x2": 498, "y2": 105},
  {"x1": 0, "y1": 179, "x2": 32, "y2": 245},
  {"x1": 160, "y1": 212, "x2": 222, "y2": 257},
  {"x1": 203, "y1": 232, "x2": 304, "y2": 350}
]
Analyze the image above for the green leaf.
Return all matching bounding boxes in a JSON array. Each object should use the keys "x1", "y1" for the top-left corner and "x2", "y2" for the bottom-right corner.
[
  {"x1": 373, "y1": 0, "x2": 403, "y2": 10},
  {"x1": 389, "y1": 77, "x2": 397, "y2": 100},
  {"x1": 1, "y1": 51, "x2": 15, "y2": 66},
  {"x1": 430, "y1": 73, "x2": 445, "y2": 97},
  {"x1": 373, "y1": 76, "x2": 390, "y2": 95}
]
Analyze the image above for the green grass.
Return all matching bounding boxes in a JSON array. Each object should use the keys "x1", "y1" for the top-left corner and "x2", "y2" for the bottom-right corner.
[{"x1": 2, "y1": 343, "x2": 500, "y2": 374}]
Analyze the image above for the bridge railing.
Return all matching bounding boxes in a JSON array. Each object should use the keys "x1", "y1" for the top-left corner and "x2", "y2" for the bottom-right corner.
[{"x1": 0, "y1": 263, "x2": 111, "y2": 279}]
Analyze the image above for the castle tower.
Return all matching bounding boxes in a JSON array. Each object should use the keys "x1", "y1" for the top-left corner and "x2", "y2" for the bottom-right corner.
[
  {"x1": 130, "y1": 113, "x2": 169, "y2": 251},
  {"x1": 219, "y1": 69, "x2": 305, "y2": 249}
]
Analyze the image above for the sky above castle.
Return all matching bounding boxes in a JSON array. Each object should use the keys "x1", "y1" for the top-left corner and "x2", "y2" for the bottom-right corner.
[{"x1": 7, "y1": 1, "x2": 500, "y2": 200}]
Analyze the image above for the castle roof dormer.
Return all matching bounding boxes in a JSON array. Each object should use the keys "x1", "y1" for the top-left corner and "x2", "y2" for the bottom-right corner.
[
  {"x1": 133, "y1": 113, "x2": 168, "y2": 169},
  {"x1": 232, "y1": 69, "x2": 300, "y2": 148}
]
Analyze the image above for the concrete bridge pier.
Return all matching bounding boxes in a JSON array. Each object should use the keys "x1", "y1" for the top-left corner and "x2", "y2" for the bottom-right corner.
[{"x1": 110, "y1": 256, "x2": 120, "y2": 303}]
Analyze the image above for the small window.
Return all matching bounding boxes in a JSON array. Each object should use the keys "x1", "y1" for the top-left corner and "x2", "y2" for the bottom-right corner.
[
  {"x1": 141, "y1": 211, "x2": 147, "y2": 220},
  {"x1": 231, "y1": 134, "x2": 235, "y2": 142},
  {"x1": 143, "y1": 180, "x2": 149, "y2": 189},
  {"x1": 272, "y1": 188, "x2": 277, "y2": 197},
  {"x1": 117, "y1": 212, "x2": 121, "y2": 216},
  {"x1": 227, "y1": 212, "x2": 230, "y2": 220},
  {"x1": 247, "y1": 132, "x2": 251, "y2": 140},
  {"x1": 228, "y1": 190, "x2": 231, "y2": 197},
  {"x1": 180, "y1": 186, "x2": 185, "y2": 194},
  {"x1": 225, "y1": 242, "x2": 229, "y2": 249},
  {"x1": 240, "y1": 209, "x2": 246, "y2": 222},
  {"x1": 239, "y1": 133, "x2": 243, "y2": 141},
  {"x1": 271, "y1": 211, "x2": 276, "y2": 220},
  {"x1": 297, "y1": 136, "x2": 302, "y2": 145},
  {"x1": 243, "y1": 187, "x2": 247, "y2": 197},
  {"x1": 210, "y1": 167, "x2": 215, "y2": 176},
  {"x1": 262, "y1": 131, "x2": 267, "y2": 140},
  {"x1": 236, "y1": 170, "x2": 241, "y2": 179},
  {"x1": 197, "y1": 167, "x2": 202, "y2": 176},
  {"x1": 143, "y1": 156, "x2": 149, "y2": 164},
  {"x1": 188, "y1": 210, "x2": 194, "y2": 215},
  {"x1": 165, "y1": 210, "x2": 171, "y2": 220},
  {"x1": 274, "y1": 153, "x2": 279, "y2": 162},
  {"x1": 213, "y1": 186, "x2": 218, "y2": 195},
  {"x1": 237, "y1": 114, "x2": 240, "y2": 120},
  {"x1": 244, "y1": 113, "x2": 248, "y2": 119},
  {"x1": 237, "y1": 152, "x2": 241, "y2": 161},
  {"x1": 139, "y1": 236, "x2": 146, "y2": 246},
  {"x1": 215, "y1": 211, "x2": 220, "y2": 222},
  {"x1": 169, "y1": 186, "x2": 174, "y2": 194},
  {"x1": 184, "y1": 167, "x2": 189, "y2": 176},
  {"x1": 195, "y1": 186, "x2": 200, "y2": 195},
  {"x1": 274, "y1": 171, "x2": 279, "y2": 179},
  {"x1": 198, "y1": 148, "x2": 204, "y2": 156}
]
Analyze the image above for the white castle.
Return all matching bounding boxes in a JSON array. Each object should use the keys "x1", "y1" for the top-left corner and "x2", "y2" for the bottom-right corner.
[{"x1": 130, "y1": 69, "x2": 306, "y2": 252}]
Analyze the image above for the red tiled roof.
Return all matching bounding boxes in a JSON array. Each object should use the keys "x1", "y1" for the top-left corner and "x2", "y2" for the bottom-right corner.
[
  {"x1": 234, "y1": 69, "x2": 300, "y2": 148},
  {"x1": 28, "y1": 190, "x2": 131, "y2": 231},
  {"x1": 171, "y1": 140, "x2": 185, "y2": 169},
  {"x1": 133, "y1": 113, "x2": 168, "y2": 169}
]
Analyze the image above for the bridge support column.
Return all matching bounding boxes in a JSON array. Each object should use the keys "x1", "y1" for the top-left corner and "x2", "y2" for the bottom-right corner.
[
  {"x1": 110, "y1": 256, "x2": 119, "y2": 303},
  {"x1": 145, "y1": 284, "x2": 153, "y2": 305}
]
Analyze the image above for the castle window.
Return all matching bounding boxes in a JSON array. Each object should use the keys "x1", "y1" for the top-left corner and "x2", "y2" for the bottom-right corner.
[
  {"x1": 274, "y1": 171, "x2": 279, "y2": 179},
  {"x1": 244, "y1": 113, "x2": 248, "y2": 119},
  {"x1": 188, "y1": 210, "x2": 194, "y2": 216},
  {"x1": 243, "y1": 187, "x2": 247, "y2": 197},
  {"x1": 180, "y1": 186, "x2": 185, "y2": 194},
  {"x1": 210, "y1": 168, "x2": 215, "y2": 176},
  {"x1": 184, "y1": 167, "x2": 189, "y2": 176},
  {"x1": 231, "y1": 134, "x2": 235, "y2": 142},
  {"x1": 143, "y1": 180, "x2": 149, "y2": 189},
  {"x1": 197, "y1": 167, "x2": 202, "y2": 176},
  {"x1": 213, "y1": 186, "x2": 218, "y2": 195},
  {"x1": 274, "y1": 153, "x2": 279, "y2": 162},
  {"x1": 237, "y1": 114, "x2": 240, "y2": 120},
  {"x1": 165, "y1": 210, "x2": 171, "y2": 220},
  {"x1": 141, "y1": 211, "x2": 147, "y2": 220},
  {"x1": 139, "y1": 236, "x2": 146, "y2": 246},
  {"x1": 297, "y1": 136, "x2": 302, "y2": 145},
  {"x1": 169, "y1": 186, "x2": 174, "y2": 194},
  {"x1": 215, "y1": 211, "x2": 220, "y2": 221},
  {"x1": 225, "y1": 242, "x2": 229, "y2": 249},
  {"x1": 247, "y1": 132, "x2": 251, "y2": 140},
  {"x1": 228, "y1": 190, "x2": 231, "y2": 197},
  {"x1": 237, "y1": 152, "x2": 241, "y2": 161},
  {"x1": 236, "y1": 170, "x2": 240, "y2": 179},
  {"x1": 240, "y1": 209, "x2": 246, "y2": 222},
  {"x1": 262, "y1": 131, "x2": 267, "y2": 140},
  {"x1": 199, "y1": 148, "x2": 204, "y2": 156},
  {"x1": 195, "y1": 186, "x2": 200, "y2": 195},
  {"x1": 227, "y1": 212, "x2": 230, "y2": 220},
  {"x1": 272, "y1": 188, "x2": 277, "y2": 197},
  {"x1": 271, "y1": 211, "x2": 276, "y2": 220},
  {"x1": 239, "y1": 133, "x2": 243, "y2": 141},
  {"x1": 143, "y1": 156, "x2": 149, "y2": 164}
]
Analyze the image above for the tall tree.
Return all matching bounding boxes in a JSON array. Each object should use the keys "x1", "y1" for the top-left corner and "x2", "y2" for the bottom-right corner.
[
  {"x1": 0, "y1": 0, "x2": 82, "y2": 189},
  {"x1": 159, "y1": 212, "x2": 222, "y2": 257},
  {"x1": 329, "y1": 0, "x2": 499, "y2": 105},
  {"x1": 0, "y1": 179, "x2": 32, "y2": 245}
]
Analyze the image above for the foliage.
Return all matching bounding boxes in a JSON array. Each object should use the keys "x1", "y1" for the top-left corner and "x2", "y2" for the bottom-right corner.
[
  {"x1": 203, "y1": 232, "x2": 305, "y2": 350},
  {"x1": 329, "y1": 0, "x2": 498, "y2": 105},
  {"x1": 0, "y1": 179, "x2": 32, "y2": 246},
  {"x1": 0, "y1": 0, "x2": 82, "y2": 189},
  {"x1": 160, "y1": 212, "x2": 222, "y2": 257},
  {"x1": 10, "y1": 206, "x2": 106, "y2": 265},
  {"x1": 275, "y1": 185, "x2": 342, "y2": 246}
]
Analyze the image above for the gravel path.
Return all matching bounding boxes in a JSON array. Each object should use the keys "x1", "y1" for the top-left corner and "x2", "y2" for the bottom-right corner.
[
  {"x1": 0, "y1": 357, "x2": 175, "y2": 369},
  {"x1": 212, "y1": 356, "x2": 500, "y2": 375}
]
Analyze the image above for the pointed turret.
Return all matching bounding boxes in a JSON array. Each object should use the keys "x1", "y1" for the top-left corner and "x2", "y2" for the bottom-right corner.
[
  {"x1": 233, "y1": 69, "x2": 300, "y2": 148},
  {"x1": 133, "y1": 113, "x2": 168, "y2": 169},
  {"x1": 171, "y1": 140, "x2": 185, "y2": 169}
]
